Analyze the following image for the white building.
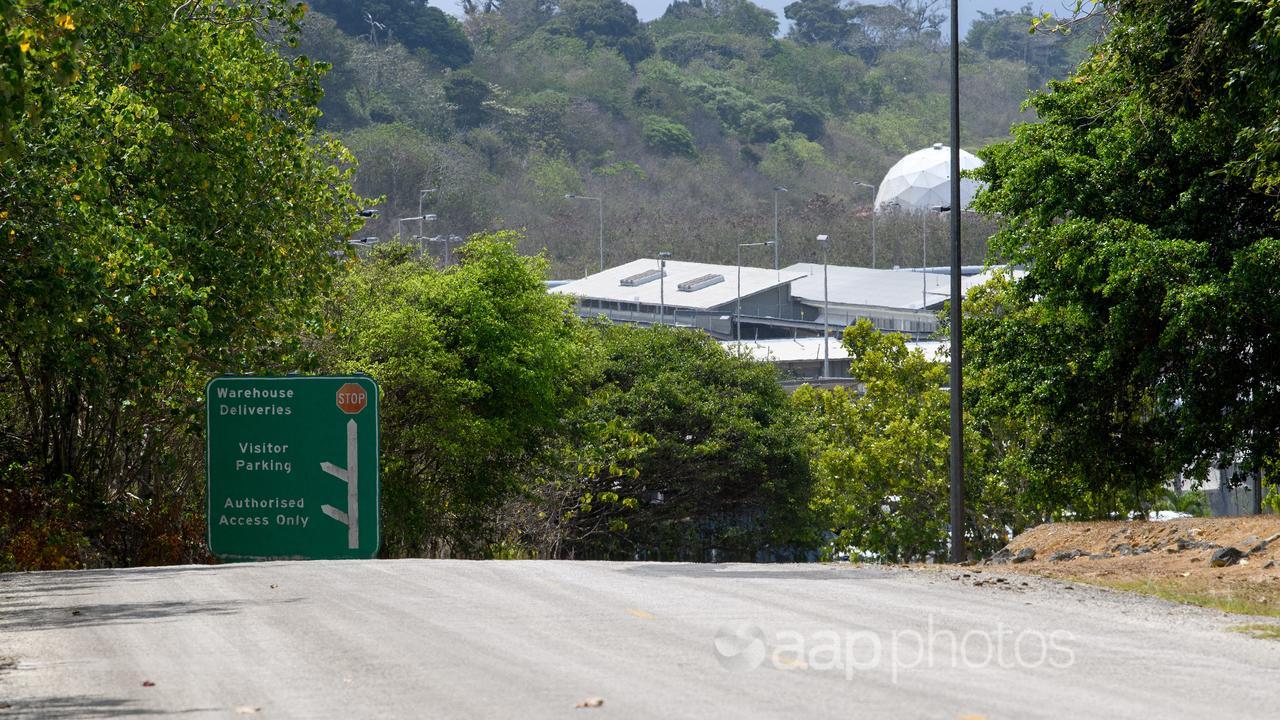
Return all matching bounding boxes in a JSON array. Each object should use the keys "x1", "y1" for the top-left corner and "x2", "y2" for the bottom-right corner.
[
  {"x1": 551, "y1": 257, "x2": 1014, "y2": 346},
  {"x1": 783, "y1": 264, "x2": 1008, "y2": 337},
  {"x1": 549, "y1": 258, "x2": 808, "y2": 339},
  {"x1": 722, "y1": 337, "x2": 946, "y2": 380}
]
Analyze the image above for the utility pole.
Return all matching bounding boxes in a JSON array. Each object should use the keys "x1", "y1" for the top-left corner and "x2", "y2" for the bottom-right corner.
[
  {"x1": 658, "y1": 251, "x2": 672, "y2": 326},
  {"x1": 736, "y1": 241, "x2": 774, "y2": 341},
  {"x1": 565, "y1": 194, "x2": 604, "y2": 272},
  {"x1": 853, "y1": 181, "x2": 877, "y2": 267},
  {"x1": 818, "y1": 235, "x2": 830, "y2": 378},
  {"x1": 948, "y1": 0, "x2": 966, "y2": 563}
]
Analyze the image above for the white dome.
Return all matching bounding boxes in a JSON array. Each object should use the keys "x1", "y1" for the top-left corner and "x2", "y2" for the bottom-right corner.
[{"x1": 874, "y1": 143, "x2": 984, "y2": 212}]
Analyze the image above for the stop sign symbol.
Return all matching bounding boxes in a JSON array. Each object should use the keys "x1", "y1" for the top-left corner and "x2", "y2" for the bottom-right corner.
[{"x1": 336, "y1": 383, "x2": 367, "y2": 415}]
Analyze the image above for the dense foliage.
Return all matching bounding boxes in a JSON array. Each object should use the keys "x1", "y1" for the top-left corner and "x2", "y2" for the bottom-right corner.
[
  {"x1": 319, "y1": 235, "x2": 599, "y2": 556},
  {"x1": 968, "y1": 0, "x2": 1280, "y2": 510},
  {"x1": 548, "y1": 326, "x2": 816, "y2": 561},
  {"x1": 321, "y1": 248, "x2": 818, "y2": 560},
  {"x1": 13, "y1": 0, "x2": 1272, "y2": 572},
  {"x1": 292, "y1": 0, "x2": 1082, "y2": 276},
  {"x1": 794, "y1": 321, "x2": 1022, "y2": 562},
  {"x1": 0, "y1": 0, "x2": 362, "y2": 569}
]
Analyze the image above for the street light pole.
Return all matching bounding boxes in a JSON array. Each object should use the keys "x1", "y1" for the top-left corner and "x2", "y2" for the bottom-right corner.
[
  {"x1": 736, "y1": 240, "x2": 774, "y2": 341},
  {"x1": 817, "y1": 235, "x2": 830, "y2": 378},
  {"x1": 921, "y1": 210, "x2": 928, "y2": 307},
  {"x1": 658, "y1": 251, "x2": 672, "y2": 326},
  {"x1": 772, "y1": 186, "x2": 787, "y2": 271},
  {"x1": 565, "y1": 194, "x2": 605, "y2": 272},
  {"x1": 398, "y1": 216, "x2": 423, "y2": 243},
  {"x1": 418, "y1": 188, "x2": 437, "y2": 238},
  {"x1": 948, "y1": 0, "x2": 966, "y2": 563},
  {"x1": 853, "y1": 181, "x2": 876, "y2": 267}
]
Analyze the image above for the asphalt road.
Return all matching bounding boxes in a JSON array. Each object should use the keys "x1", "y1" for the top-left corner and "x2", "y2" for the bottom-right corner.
[{"x1": 2, "y1": 561, "x2": 1278, "y2": 719}]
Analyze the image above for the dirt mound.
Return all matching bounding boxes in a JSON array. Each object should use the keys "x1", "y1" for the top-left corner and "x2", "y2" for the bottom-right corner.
[
  {"x1": 1005, "y1": 516, "x2": 1280, "y2": 562},
  {"x1": 987, "y1": 517, "x2": 1280, "y2": 617}
]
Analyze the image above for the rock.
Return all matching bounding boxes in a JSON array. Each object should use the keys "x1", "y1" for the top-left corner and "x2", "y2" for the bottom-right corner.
[
  {"x1": 986, "y1": 548, "x2": 1013, "y2": 566},
  {"x1": 1011, "y1": 548, "x2": 1036, "y2": 564},
  {"x1": 1050, "y1": 550, "x2": 1083, "y2": 562},
  {"x1": 1088, "y1": 553, "x2": 1115, "y2": 560},
  {"x1": 1209, "y1": 547, "x2": 1244, "y2": 568},
  {"x1": 1264, "y1": 560, "x2": 1276, "y2": 570},
  {"x1": 1247, "y1": 539, "x2": 1270, "y2": 556}
]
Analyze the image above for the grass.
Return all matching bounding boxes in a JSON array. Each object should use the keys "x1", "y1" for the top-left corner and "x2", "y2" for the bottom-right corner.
[
  {"x1": 1080, "y1": 576, "x2": 1280, "y2": 618},
  {"x1": 1230, "y1": 623, "x2": 1280, "y2": 640}
]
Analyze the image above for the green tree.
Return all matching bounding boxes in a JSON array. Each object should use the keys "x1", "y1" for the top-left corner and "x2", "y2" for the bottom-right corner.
[
  {"x1": 308, "y1": 0, "x2": 474, "y2": 68},
  {"x1": 968, "y1": 0, "x2": 1280, "y2": 505},
  {"x1": 642, "y1": 115, "x2": 698, "y2": 158},
  {"x1": 548, "y1": 0, "x2": 655, "y2": 67},
  {"x1": 784, "y1": 0, "x2": 851, "y2": 46},
  {"x1": 443, "y1": 70, "x2": 493, "y2": 128},
  {"x1": 552, "y1": 326, "x2": 816, "y2": 561},
  {"x1": 794, "y1": 321, "x2": 1010, "y2": 562},
  {"x1": 320, "y1": 234, "x2": 599, "y2": 556},
  {"x1": 0, "y1": 0, "x2": 362, "y2": 568}
]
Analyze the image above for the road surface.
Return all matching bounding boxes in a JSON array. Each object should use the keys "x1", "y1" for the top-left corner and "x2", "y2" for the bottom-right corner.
[{"x1": 2, "y1": 561, "x2": 1278, "y2": 718}]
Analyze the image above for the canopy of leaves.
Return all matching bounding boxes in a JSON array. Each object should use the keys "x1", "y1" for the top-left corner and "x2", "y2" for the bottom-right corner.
[
  {"x1": 794, "y1": 321, "x2": 1014, "y2": 562},
  {"x1": 0, "y1": 0, "x2": 363, "y2": 567},
  {"x1": 547, "y1": 0, "x2": 656, "y2": 67},
  {"x1": 321, "y1": 234, "x2": 599, "y2": 556},
  {"x1": 968, "y1": 0, "x2": 1280, "y2": 503},
  {"x1": 550, "y1": 326, "x2": 816, "y2": 561},
  {"x1": 308, "y1": 0, "x2": 474, "y2": 68},
  {"x1": 642, "y1": 115, "x2": 698, "y2": 157},
  {"x1": 298, "y1": 0, "x2": 1034, "y2": 276}
]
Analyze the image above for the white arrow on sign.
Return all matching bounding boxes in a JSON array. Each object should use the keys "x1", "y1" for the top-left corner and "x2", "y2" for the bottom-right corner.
[{"x1": 320, "y1": 419, "x2": 359, "y2": 550}]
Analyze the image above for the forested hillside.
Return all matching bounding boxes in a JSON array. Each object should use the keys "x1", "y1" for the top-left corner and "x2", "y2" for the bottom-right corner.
[{"x1": 300, "y1": 0, "x2": 1098, "y2": 275}]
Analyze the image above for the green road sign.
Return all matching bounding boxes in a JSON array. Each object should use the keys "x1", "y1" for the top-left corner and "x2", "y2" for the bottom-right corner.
[{"x1": 206, "y1": 375, "x2": 380, "y2": 560}]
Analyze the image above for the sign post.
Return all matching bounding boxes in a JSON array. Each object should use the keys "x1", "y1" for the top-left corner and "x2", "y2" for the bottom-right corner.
[{"x1": 206, "y1": 375, "x2": 380, "y2": 560}]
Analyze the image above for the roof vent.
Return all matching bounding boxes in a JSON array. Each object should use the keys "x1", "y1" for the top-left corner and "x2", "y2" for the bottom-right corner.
[
  {"x1": 678, "y1": 273, "x2": 725, "y2": 292},
  {"x1": 620, "y1": 268, "x2": 665, "y2": 287},
  {"x1": 932, "y1": 142, "x2": 944, "y2": 150}
]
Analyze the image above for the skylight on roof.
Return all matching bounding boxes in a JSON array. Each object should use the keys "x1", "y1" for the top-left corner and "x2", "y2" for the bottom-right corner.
[
  {"x1": 678, "y1": 273, "x2": 724, "y2": 292},
  {"x1": 620, "y1": 268, "x2": 665, "y2": 287}
]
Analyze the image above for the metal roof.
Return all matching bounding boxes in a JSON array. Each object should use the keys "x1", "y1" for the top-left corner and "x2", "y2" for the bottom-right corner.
[
  {"x1": 783, "y1": 264, "x2": 1012, "y2": 311},
  {"x1": 550, "y1": 259, "x2": 808, "y2": 311},
  {"x1": 722, "y1": 337, "x2": 946, "y2": 363}
]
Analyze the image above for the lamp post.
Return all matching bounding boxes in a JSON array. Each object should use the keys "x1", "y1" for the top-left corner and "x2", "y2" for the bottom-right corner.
[
  {"x1": 418, "y1": 187, "x2": 437, "y2": 242},
  {"x1": 736, "y1": 240, "x2": 774, "y2": 341},
  {"x1": 853, "y1": 181, "x2": 877, "y2": 267},
  {"x1": 772, "y1": 186, "x2": 788, "y2": 271},
  {"x1": 565, "y1": 194, "x2": 604, "y2": 272},
  {"x1": 948, "y1": 0, "x2": 966, "y2": 563},
  {"x1": 398, "y1": 214, "x2": 437, "y2": 255},
  {"x1": 817, "y1": 234, "x2": 830, "y2": 378},
  {"x1": 397, "y1": 216, "x2": 424, "y2": 243},
  {"x1": 924, "y1": 205, "x2": 950, "y2": 308},
  {"x1": 921, "y1": 210, "x2": 928, "y2": 307},
  {"x1": 657, "y1": 251, "x2": 672, "y2": 326}
]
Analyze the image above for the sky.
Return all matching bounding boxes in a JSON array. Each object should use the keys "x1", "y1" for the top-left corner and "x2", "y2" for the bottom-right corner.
[{"x1": 440, "y1": 1, "x2": 1075, "y2": 39}]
